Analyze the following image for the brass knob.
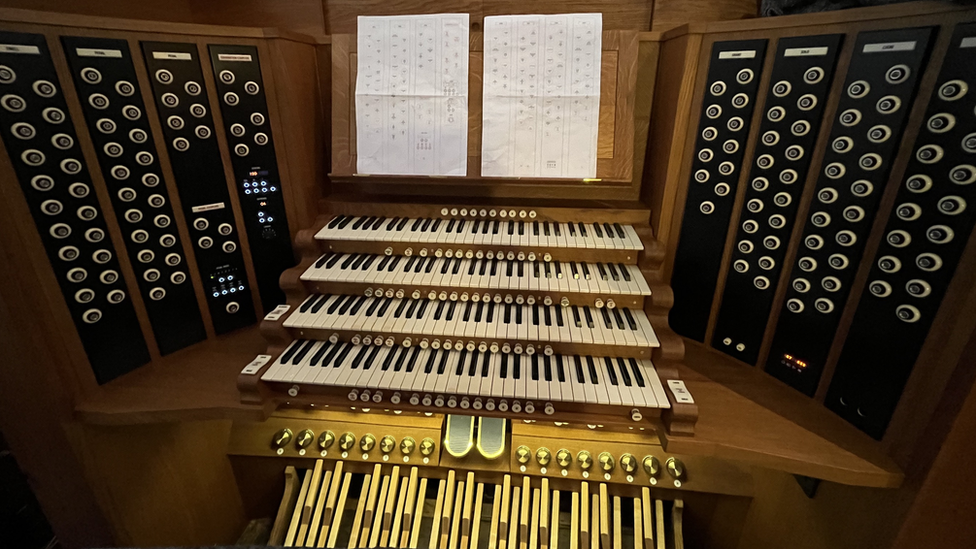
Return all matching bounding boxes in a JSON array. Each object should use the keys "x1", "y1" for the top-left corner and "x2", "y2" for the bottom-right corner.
[
  {"x1": 318, "y1": 430, "x2": 335, "y2": 450},
  {"x1": 296, "y1": 429, "x2": 314, "y2": 449},
  {"x1": 380, "y1": 435, "x2": 396, "y2": 454},
  {"x1": 420, "y1": 437, "x2": 436, "y2": 456},
  {"x1": 338, "y1": 432, "x2": 356, "y2": 451},
  {"x1": 272, "y1": 428, "x2": 293, "y2": 449},
  {"x1": 577, "y1": 451, "x2": 592, "y2": 470},
  {"x1": 598, "y1": 452, "x2": 615, "y2": 472},
  {"x1": 620, "y1": 453, "x2": 637, "y2": 474},
  {"x1": 536, "y1": 447, "x2": 552, "y2": 466},
  {"x1": 642, "y1": 456, "x2": 660, "y2": 477},
  {"x1": 556, "y1": 449, "x2": 572, "y2": 468},
  {"x1": 516, "y1": 445, "x2": 532, "y2": 464},
  {"x1": 400, "y1": 437, "x2": 416, "y2": 455},
  {"x1": 666, "y1": 457, "x2": 685, "y2": 480},
  {"x1": 360, "y1": 434, "x2": 376, "y2": 452}
]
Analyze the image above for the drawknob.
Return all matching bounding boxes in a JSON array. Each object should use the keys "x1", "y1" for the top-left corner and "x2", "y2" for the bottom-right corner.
[
  {"x1": 598, "y1": 452, "x2": 615, "y2": 472},
  {"x1": 272, "y1": 428, "x2": 293, "y2": 449},
  {"x1": 400, "y1": 437, "x2": 416, "y2": 454},
  {"x1": 516, "y1": 445, "x2": 532, "y2": 464},
  {"x1": 666, "y1": 457, "x2": 685, "y2": 480},
  {"x1": 380, "y1": 435, "x2": 396, "y2": 453},
  {"x1": 420, "y1": 437, "x2": 436, "y2": 456},
  {"x1": 338, "y1": 432, "x2": 356, "y2": 451},
  {"x1": 296, "y1": 429, "x2": 314, "y2": 449},
  {"x1": 577, "y1": 451, "x2": 593, "y2": 470},
  {"x1": 318, "y1": 430, "x2": 335, "y2": 449},
  {"x1": 359, "y1": 434, "x2": 376, "y2": 452},
  {"x1": 556, "y1": 449, "x2": 572, "y2": 468},
  {"x1": 536, "y1": 447, "x2": 552, "y2": 466},
  {"x1": 620, "y1": 453, "x2": 637, "y2": 474},
  {"x1": 642, "y1": 456, "x2": 660, "y2": 477}
]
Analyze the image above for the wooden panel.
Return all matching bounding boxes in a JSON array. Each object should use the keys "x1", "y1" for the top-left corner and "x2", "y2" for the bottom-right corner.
[
  {"x1": 189, "y1": 0, "x2": 326, "y2": 36},
  {"x1": 67, "y1": 420, "x2": 246, "y2": 546},
  {"x1": 331, "y1": 30, "x2": 644, "y2": 193},
  {"x1": 652, "y1": 0, "x2": 757, "y2": 27},
  {"x1": 0, "y1": 0, "x2": 195, "y2": 23}
]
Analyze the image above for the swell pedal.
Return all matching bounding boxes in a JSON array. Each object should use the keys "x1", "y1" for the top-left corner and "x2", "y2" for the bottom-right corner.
[
  {"x1": 444, "y1": 415, "x2": 475, "y2": 457},
  {"x1": 476, "y1": 417, "x2": 507, "y2": 459}
]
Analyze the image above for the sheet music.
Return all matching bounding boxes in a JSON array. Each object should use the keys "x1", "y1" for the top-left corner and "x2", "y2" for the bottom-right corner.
[
  {"x1": 356, "y1": 14, "x2": 469, "y2": 176},
  {"x1": 481, "y1": 13, "x2": 602, "y2": 179}
]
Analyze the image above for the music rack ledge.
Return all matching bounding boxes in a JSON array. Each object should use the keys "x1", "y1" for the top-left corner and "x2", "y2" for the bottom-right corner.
[{"x1": 72, "y1": 324, "x2": 903, "y2": 487}]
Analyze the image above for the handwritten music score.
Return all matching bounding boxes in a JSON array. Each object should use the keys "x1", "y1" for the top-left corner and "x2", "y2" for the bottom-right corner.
[
  {"x1": 356, "y1": 14, "x2": 469, "y2": 176},
  {"x1": 481, "y1": 13, "x2": 602, "y2": 179}
]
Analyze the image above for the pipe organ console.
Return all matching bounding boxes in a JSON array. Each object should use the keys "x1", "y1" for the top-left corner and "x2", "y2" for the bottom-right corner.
[{"x1": 2, "y1": 3, "x2": 976, "y2": 549}]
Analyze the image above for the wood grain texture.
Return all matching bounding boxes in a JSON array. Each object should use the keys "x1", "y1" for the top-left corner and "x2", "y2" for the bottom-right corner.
[
  {"x1": 189, "y1": 0, "x2": 326, "y2": 36},
  {"x1": 652, "y1": 0, "x2": 756, "y2": 27}
]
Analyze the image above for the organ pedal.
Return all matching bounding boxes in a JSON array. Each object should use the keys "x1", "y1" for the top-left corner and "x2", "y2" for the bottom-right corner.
[{"x1": 270, "y1": 466, "x2": 300, "y2": 546}]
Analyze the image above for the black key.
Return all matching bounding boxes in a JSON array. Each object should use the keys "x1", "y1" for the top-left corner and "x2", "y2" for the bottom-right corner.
[
  {"x1": 543, "y1": 221, "x2": 551, "y2": 237},
  {"x1": 612, "y1": 308, "x2": 626, "y2": 330},
  {"x1": 431, "y1": 218, "x2": 441, "y2": 232},
  {"x1": 597, "y1": 263, "x2": 608, "y2": 280},
  {"x1": 424, "y1": 350, "x2": 439, "y2": 374},
  {"x1": 437, "y1": 351, "x2": 450, "y2": 375},
  {"x1": 571, "y1": 306, "x2": 581, "y2": 328},
  {"x1": 406, "y1": 299, "x2": 420, "y2": 318},
  {"x1": 518, "y1": 261, "x2": 524, "y2": 278},
  {"x1": 619, "y1": 264, "x2": 632, "y2": 282},
  {"x1": 532, "y1": 304, "x2": 539, "y2": 325},
  {"x1": 280, "y1": 339, "x2": 305, "y2": 363},
  {"x1": 371, "y1": 217, "x2": 386, "y2": 230},
  {"x1": 506, "y1": 261, "x2": 514, "y2": 277},
  {"x1": 491, "y1": 259, "x2": 499, "y2": 276},
  {"x1": 377, "y1": 255, "x2": 392, "y2": 271},
  {"x1": 310, "y1": 294, "x2": 332, "y2": 315},
  {"x1": 531, "y1": 354, "x2": 540, "y2": 381},
  {"x1": 554, "y1": 223, "x2": 561, "y2": 237},
  {"x1": 463, "y1": 302, "x2": 473, "y2": 322},
  {"x1": 583, "y1": 307, "x2": 594, "y2": 329},
  {"x1": 441, "y1": 258, "x2": 451, "y2": 274},
  {"x1": 361, "y1": 346, "x2": 381, "y2": 370},
  {"x1": 593, "y1": 223, "x2": 604, "y2": 238},
  {"x1": 555, "y1": 261, "x2": 563, "y2": 279},
  {"x1": 515, "y1": 305, "x2": 523, "y2": 325},
  {"x1": 500, "y1": 354, "x2": 509, "y2": 378},
  {"x1": 320, "y1": 341, "x2": 345, "y2": 367},
  {"x1": 504, "y1": 304, "x2": 512, "y2": 324},
  {"x1": 604, "y1": 223, "x2": 614, "y2": 238},
  {"x1": 446, "y1": 301, "x2": 458, "y2": 321},
  {"x1": 604, "y1": 357, "x2": 619, "y2": 385},
  {"x1": 386, "y1": 217, "x2": 399, "y2": 230},
  {"x1": 349, "y1": 296, "x2": 367, "y2": 315},
  {"x1": 518, "y1": 221, "x2": 525, "y2": 236},
  {"x1": 614, "y1": 223, "x2": 626, "y2": 238},
  {"x1": 394, "y1": 347, "x2": 409, "y2": 371},
  {"x1": 446, "y1": 218, "x2": 456, "y2": 232},
  {"x1": 573, "y1": 355, "x2": 585, "y2": 383},
  {"x1": 331, "y1": 343, "x2": 353, "y2": 367},
  {"x1": 299, "y1": 294, "x2": 319, "y2": 313},
  {"x1": 378, "y1": 298, "x2": 394, "y2": 317},
  {"x1": 381, "y1": 347, "x2": 400, "y2": 371},
  {"x1": 365, "y1": 298, "x2": 383, "y2": 317},
  {"x1": 351, "y1": 216, "x2": 368, "y2": 230},
  {"x1": 568, "y1": 223, "x2": 577, "y2": 237},
  {"x1": 543, "y1": 355, "x2": 553, "y2": 381},
  {"x1": 404, "y1": 347, "x2": 420, "y2": 372},
  {"x1": 513, "y1": 354, "x2": 521, "y2": 379},
  {"x1": 326, "y1": 295, "x2": 347, "y2": 314},
  {"x1": 336, "y1": 216, "x2": 353, "y2": 229},
  {"x1": 600, "y1": 307, "x2": 613, "y2": 329},
  {"x1": 468, "y1": 351, "x2": 479, "y2": 376},
  {"x1": 607, "y1": 263, "x2": 620, "y2": 281},
  {"x1": 481, "y1": 352, "x2": 491, "y2": 377},
  {"x1": 554, "y1": 306, "x2": 564, "y2": 327},
  {"x1": 544, "y1": 306, "x2": 552, "y2": 326},
  {"x1": 347, "y1": 346, "x2": 368, "y2": 369},
  {"x1": 555, "y1": 355, "x2": 566, "y2": 382},
  {"x1": 492, "y1": 220, "x2": 500, "y2": 234},
  {"x1": 586, "y1": 356, "x2": 599, "y2": 384},
  {"x1": 482, "y1": 220, "x2": 490, "y2": 234},
  {"x1": 486, "y1": 302, "x2": 496, "y2": 323},
  {"x1": 581, "y1": 263, "x2": 591, "y2": 279},
  {"x1": 533, "y1": 221, "x2": 539, "y2": 236},
  {"x1": 570, "y1": 262, "x2": 579, "y2": 279},
  {"x1": 340, "y1": 254, "x2": 358, "y2": 269},
  {"x1": 415, "y1": 299, "x2": 430, "y2": 319},
  {"x1": 623, "y1": 308, "x2": 638, "y2": 330},
  {"x1": 616, "y1": 358, "x2": 633, "y2": 386},
  {"x1": 404, "y1": 256, "x2": 417, "y2": 272},
  {"x1": 468, "y1": 260, "x2": 478, "y2": 276},
  {"x1": 434, "y1": 300, "x2": 446, "y2": 321},
  {"x1": 425, "y1": 257, "x2": 436, "y2": 273},
  {"x1": 508, "y1": 221, "x2": 515, "y2": 235},
  {"x1": 456, "y1": 219, "x2": 465, "y2": 233},
  {"x1": 578, "y1": 222, "x2": 587, "y2": 237},
  {"x1": 314, "y1": 253, "x2": 331, "y2": 268},
  {"x1": 396, "y1": 217, "x2": 409, "y2": 231},
  {"x1": 453, "y1": 351, "x2": 467, "y2": 377},
  {"x1": 393, "y1": 299, "x2": 409, "y2": 318},
  {"x1": 471, "y1": 219, "x2": 480, "y2": 234},
  {"x1": 327, "y1": 215, "x2": 345, "y2": 229},
  {"x1": 414, "y1": 257, "x2": 426, "y2": 273},
  {"x1": 338, "y1": 295, "x2": 359, "y2": 315},
  {"x1": 451, "y1": 259, "x2": 462, "y2": 275},
  {"x1": 361, "y1": 255, "x2": 376, "y2": 270},
  {"x1": 479, "y1": 259, "x2": 488, "y2": 276},
  {"x1": 310, "y1": 341, "x2": 333, "y2": 366},
  {"x1": 411, "y1": 218, "x2": 423, "y2": 231},
  {"x1": 421, "y1": 218, "x2": 432, "y2": 232}
]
